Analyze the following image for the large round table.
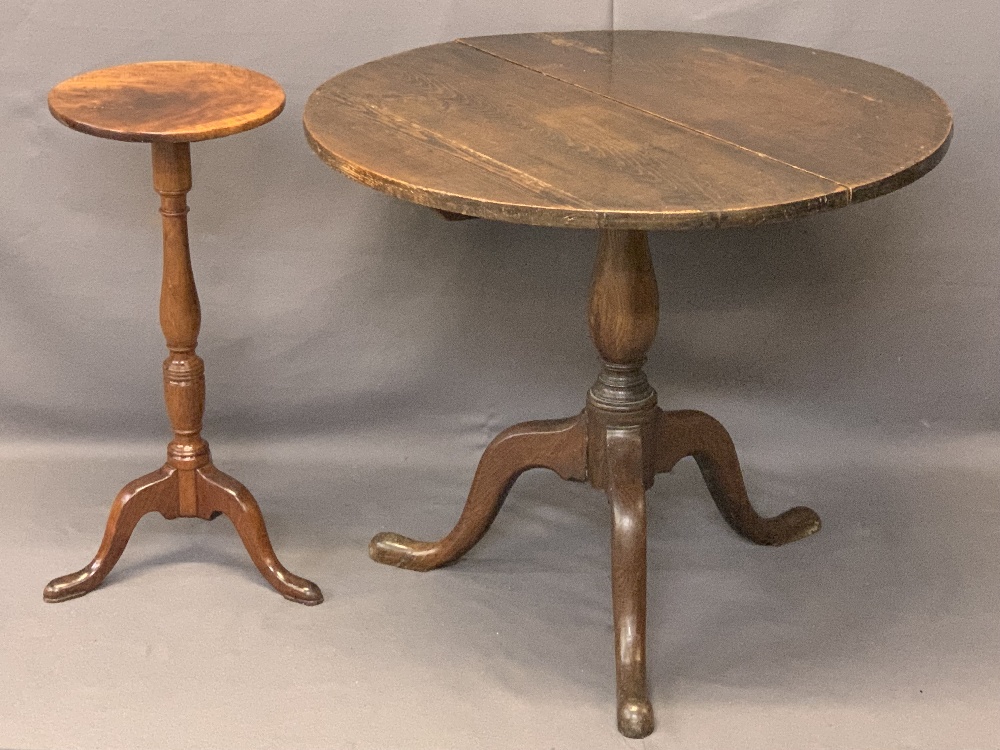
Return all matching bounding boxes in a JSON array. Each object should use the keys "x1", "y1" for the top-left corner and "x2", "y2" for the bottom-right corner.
[{"x1": 303, "y1": 30, "x2": 952, "y2": 738}]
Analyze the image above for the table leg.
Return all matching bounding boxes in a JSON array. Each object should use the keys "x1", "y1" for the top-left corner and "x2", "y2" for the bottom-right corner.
[
  {"x1": 44, "y1": 142, "x2": 321, "y2": 605},
  {"x1": 585, "y1": 229, "x2": 820, "y2": 736},
  {"x1": 42, "y1": 468, "x2": 179, "y2": 603},
  {"x1": 653, "y1": 409, "x2": 821, "y2": 545},
  {"x1": 369, "y1": 415, "x2": 587, "y2": 570},
  {"x1": 605, "y1": 428, "x2": 653, "y2": 739},
  {"x1": 584, "y1": 228, "x2": 660, "y2": 737},
  {"x1": 367, "y1": 227, "x2": 819, "y2": 737}
]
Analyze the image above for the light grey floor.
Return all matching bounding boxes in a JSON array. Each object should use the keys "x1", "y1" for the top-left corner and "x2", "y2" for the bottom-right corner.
[{"x1": 2, "y1": 399, "x2": 998, "y2": 749}]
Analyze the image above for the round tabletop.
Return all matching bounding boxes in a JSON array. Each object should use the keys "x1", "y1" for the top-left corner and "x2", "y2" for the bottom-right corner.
[
  {"x1": 304, "y1": 31, "x2": 952, "y2": 230},
  {"x1": 49, "y1": 61, "x2": 285, "y2": 143}
]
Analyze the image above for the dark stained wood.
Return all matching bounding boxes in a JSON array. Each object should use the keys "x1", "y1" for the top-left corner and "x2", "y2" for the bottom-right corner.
[
  {"x1": 461, "y1": 31, "x2": 953, "y2": 203},
  {"x1": 45, "y1": 67, "x2": 321, "y2": 605},
  {"x1": 324, "y1": 33, "x2": 950, "y2": 739},
  {"x1": 433, "y1": 208, "x2": 478, "y2": 221},
  {"x1": 369, "y1": 415, "x2": 588, "y2": 570},
  {"x1": 304, "y1": 42, "x2": 846, "y2": 230},
  {"x1": 588, "y1": 229, "x2": 658, "y2": 366},
  {"x1": 304, "y1": 32, "x2": 951, "y2": 229},
  {"x1": 48, "y1": 61, "x2": 285, "y2": 143},
  {"x1": 581, "y1": 228, "x2": 818, "y2": 734},
  {"x1": 585, "y1": 229, "x2": 659, "y2": 491},
  {"x1": 366, "y1": 229, "x2": 823, "y2": 737},
  {"x1": 605, "y1": 428, "x2": 653, "y2": 739},
  {"x1": 654, "y1": 409, "x2": 820, "y2": 545}
]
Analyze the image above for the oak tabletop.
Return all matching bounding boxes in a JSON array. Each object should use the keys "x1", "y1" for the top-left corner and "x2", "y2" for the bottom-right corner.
[
  {"x1": 304, "y1": 31, "x2": 952, "y2": 230},
  {"x1": 49, "y1": 61, "x2": 285, "y2": 143}
]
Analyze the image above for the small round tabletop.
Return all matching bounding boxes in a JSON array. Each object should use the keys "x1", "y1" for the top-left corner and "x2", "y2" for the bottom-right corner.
[
  {"x1": 49, "y1": 61, "x2": 285, "y2": 143},
  {"x1": 304, "y1": 31, "x2": 952, "y2": 230}
]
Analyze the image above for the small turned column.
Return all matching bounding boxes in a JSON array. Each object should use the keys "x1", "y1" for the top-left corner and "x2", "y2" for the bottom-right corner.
[
  {"x1": 153, "y1": 142, "x2": 210, "y2": 518},
  {"x1": 586, "y1": 229, "x2": 660, "y2": 489}
]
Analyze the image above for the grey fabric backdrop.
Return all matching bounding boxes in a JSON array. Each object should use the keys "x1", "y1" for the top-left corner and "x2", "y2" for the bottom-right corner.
[{"x1": 1, "y1": 1, "x2": 998, "y2": 748}]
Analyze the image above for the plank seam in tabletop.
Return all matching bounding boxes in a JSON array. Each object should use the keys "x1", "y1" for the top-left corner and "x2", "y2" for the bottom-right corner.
[
  {"x1": 308, "y1": 88, "x2": 591, "y2": 210},
  {"x1": 304, "y1": 90, "x2": 826, "y2": 229},
  {"x1": 455, "y1": 38, "x2": 856, "y2": 200},
  {"x1": 305, "y1": 54, "x2": 850, "y2": 229}
]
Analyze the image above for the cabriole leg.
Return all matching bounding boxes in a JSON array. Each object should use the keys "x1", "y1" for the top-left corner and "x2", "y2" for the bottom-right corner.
[
  {"x1": 369, "y1": 415, "x2": 587, "y2": 570},
  {"x1": 44, "y1": 142, "x2": 321, "y2": 604}
]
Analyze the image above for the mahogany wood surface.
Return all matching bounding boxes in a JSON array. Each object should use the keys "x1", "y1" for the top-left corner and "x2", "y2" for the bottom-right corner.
[
  {"x1": 48, "y1": 61, "x2": 285, "y2": 143},
  {"x1": 308, "y1": 33, "x2": 952, "y2": 738},
  {"x1": 45, "y1": 67, "x2": 320, "y2": 605},
  {"x1": 304, "y1": 31, "x2": 951, "y2": 229}
]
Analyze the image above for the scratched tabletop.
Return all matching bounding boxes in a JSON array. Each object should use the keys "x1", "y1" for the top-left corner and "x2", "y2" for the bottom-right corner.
[{"x1": 304, "y1": 31, "x2": 952, "y2": 230}]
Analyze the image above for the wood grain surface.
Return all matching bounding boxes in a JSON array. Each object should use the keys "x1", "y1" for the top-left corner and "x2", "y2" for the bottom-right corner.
[
  {"x1": 49, "y1": 61, "x2": 285, "y2": 142},
  {"x1": 43, "y1": 136, "x2": 321, "y2": 606},
  {"x1": 366, "y1": 226, "x2": 825, "y2": 737},
  {"x1": 304, "y1": 31, "x2": 952, "y2": 229}
]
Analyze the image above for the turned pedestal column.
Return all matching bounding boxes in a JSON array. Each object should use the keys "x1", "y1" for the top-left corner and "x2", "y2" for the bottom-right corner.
[
  {"x1": 370, "y1": 229, "x2": 820, "y2": 736},
  {"x1": 44, "y1": 62, "x2": 321, "y2": 605}
]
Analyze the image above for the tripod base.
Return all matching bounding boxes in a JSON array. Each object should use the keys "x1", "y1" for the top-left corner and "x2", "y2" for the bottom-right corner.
[
  {"x1": 370, "y1": 407, "x2": 818, "y2": 738},
  {"x1": 370, "y1": 227, "x2": 820, "y2": 738},
  {"x1": 44, "y1": 461, "x2": 323, "y2": 606}
]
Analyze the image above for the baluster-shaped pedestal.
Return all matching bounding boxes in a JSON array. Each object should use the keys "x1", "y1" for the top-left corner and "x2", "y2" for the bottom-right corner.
[
  {"x1": 369, "y1": 228, "x2": 819, "y2": 737},
  {"x1": 44, "y1": 142, "x2": 322, "y2": 606}
]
